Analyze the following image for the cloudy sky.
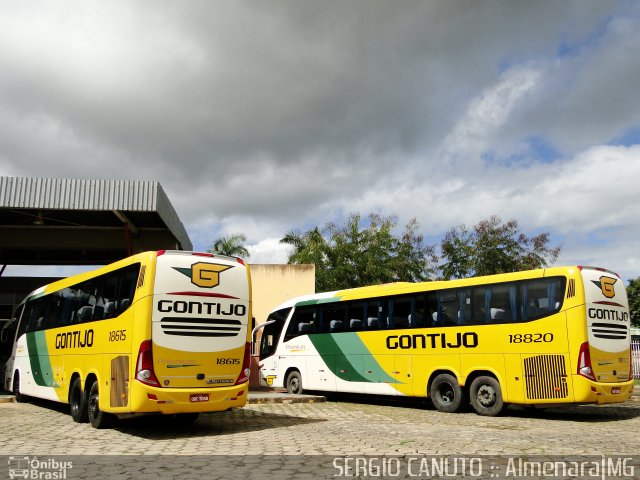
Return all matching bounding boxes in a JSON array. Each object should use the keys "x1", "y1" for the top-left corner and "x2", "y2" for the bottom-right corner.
[{"x1": 1, "y1": 1, "x2": 639, "y2": 280}]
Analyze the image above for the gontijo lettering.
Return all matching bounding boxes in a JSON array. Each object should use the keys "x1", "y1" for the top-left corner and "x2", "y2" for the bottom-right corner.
[
  {"x1": 157, "y1": 300, "x2": 246, "y2": 316},
  {"x1": 55, "y1": 329, "x2": 94, "y2": 349},
  {"x1": 387, "y1": 332, "x2": 478, "y2": 350}
]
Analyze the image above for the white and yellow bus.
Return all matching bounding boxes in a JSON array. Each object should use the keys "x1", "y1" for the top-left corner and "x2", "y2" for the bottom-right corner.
[
  {"x1": 258, "y1": 266, "x2": 633, "y2": 415},
  {"x1": 2, "y1": 250, "x2": 252, "y2": 428}
]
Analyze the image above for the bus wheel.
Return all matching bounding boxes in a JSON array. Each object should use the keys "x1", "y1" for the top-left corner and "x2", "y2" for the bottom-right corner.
[
  {"x1": 87, "y1": 381, "x2": 114, "y2": 429},
  {"x1": 286, "y1": 370, "x2": 303, "y2": 395},
  {"x1": 430, "y1": 373, "x2": 463, "y2": 413},
  {"x1": 69, "y1": 377, "x2": 88, "y2": 423},
  {"x1": 12, "y1": 371, "x2": 26, "y2": 403},
  {"x1": 470, "y1": 376, "x2": 504, "y2": 416}
]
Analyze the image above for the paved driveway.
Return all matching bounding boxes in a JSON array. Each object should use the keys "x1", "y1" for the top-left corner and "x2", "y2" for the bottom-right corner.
[{"x1": 1, "y1": 396, "x2": 639, "y2": 478}]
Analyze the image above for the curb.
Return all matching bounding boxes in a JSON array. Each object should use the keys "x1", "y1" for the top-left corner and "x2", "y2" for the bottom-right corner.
[
  {"x1": 247, "y1": 392, "x2": 326, "y2": 404},
  {"x1": 0, "y1": 392, "x2": 327, "y2": 405}
]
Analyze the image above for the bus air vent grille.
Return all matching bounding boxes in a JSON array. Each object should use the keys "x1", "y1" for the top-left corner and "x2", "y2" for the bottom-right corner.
[
  {"x1": 566, "y1": 278, "x2": 576, "y2": 298},
  {"x1": 523, "y1": 354, "x2": 568, "y2": 400},
  {"x1": 160, "y1": 317, "x2": 241, "y2": 337},
  {"x1": 591, "y1": 322, "x2": 627, "y2": 340}
]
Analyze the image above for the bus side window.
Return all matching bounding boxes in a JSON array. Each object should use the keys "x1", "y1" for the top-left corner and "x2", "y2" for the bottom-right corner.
[
  {"x1": 365, "y1": 300, "x2": 384, "y2": 330},
  {"x1": 473, "y1": 288, "x2": 489, "y2": 324},
  {"x1": 116, "y1": 264, "x2": 140, "y2": 315},
  {"x1": 457, "y1": 289, "x2": 472, "y2": 325},
  {"x1": 483, "y1": 282, "x2": 519, "y2": 323},
  {"x1": 413, "y1": 295, "x2": 426, "y2": 328},
  {"x1": 438, "y1": 290, "x2": 457, "y2": 326},
  {"x1": 320, "y1": 304, "x2": 347, "y2": 333},
  {"x1": 347, "y1": 302, "x2": 366, "y2": 331},
  {"x1": 388, "y1": 297, "x2": 413, "y2": 329},
  {"x1": 284, "y1": 306, "x2": 316, "y2": 341},
  {"x1": 522, "y1": 278, "x2": 564, "y2": 321},
  {"x1": 425, "y1": 293, "x2": 438, "y2": 328}
]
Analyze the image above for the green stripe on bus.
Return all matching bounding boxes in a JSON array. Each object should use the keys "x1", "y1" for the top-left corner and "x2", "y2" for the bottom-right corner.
[
  {"x1": 295, "y1": 297, "x2": 342, "y2": 307},
  {"x1": 308, "y1": 333, "x2": 398, "y2": 384},
  {"x1": 26, "y1": 331, "x2": 59, "y2": 388}
]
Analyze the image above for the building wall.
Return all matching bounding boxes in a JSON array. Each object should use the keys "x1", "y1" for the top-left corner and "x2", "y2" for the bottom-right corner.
[
  {"x1": 248, "y1": 264, "x2": 315, "y2": 388},
  {"x1": 249, "y1": 264, "x2": 315, "y2": 325}
]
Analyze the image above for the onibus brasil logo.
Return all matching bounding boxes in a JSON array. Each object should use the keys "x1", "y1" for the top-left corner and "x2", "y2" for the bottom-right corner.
[{"x1": 8, "y1": 456, "x2": 72, "y2": 479}]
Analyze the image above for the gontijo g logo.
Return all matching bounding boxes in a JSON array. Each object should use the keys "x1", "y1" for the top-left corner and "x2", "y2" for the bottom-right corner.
[
  {"x1": 173, "y1": 262, "x2": 232, "y2": 288},
  {"x1": 592, "y1": 275, "x2": 617, "y2": 299}
]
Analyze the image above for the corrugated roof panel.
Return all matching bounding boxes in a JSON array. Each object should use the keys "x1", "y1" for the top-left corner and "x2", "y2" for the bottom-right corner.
[
  {"x1": 0, "y1": 176, "x2": 191, "y2": 250},
  {"x1": 0, "y1": 177, "x2": 162, "y2": 211}
]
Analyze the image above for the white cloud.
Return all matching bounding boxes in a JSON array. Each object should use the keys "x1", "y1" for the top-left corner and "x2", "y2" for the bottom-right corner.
[
  {"x1": 1, "y1": 1, "x2": 640, "y2": 283},
  {"x1": 246, "y1": 238, "x2": 292, "y2": 264}
]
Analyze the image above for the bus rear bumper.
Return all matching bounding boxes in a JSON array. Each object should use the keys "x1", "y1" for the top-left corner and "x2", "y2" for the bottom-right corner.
[
  {"x1": 572, "y1": 376, "x2": 634, "y2": 404},
  {"x1": 128, "y1": 382, "x2": 249, "y2": 414}
]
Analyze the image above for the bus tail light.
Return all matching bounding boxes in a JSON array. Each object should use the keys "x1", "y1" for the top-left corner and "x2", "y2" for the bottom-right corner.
[
  {"x1": 234, "y1": 342, "x2": 251, "y2": 385},
  {"x1": 136, "y1": 340, "x2": 160, "y2": 387},
  {"x1": 577, "y1": 342, "x2": 596, "y2": 381}
]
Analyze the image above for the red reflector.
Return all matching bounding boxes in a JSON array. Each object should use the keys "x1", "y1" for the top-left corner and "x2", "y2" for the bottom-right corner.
[
  {"x1": 577, "y1": 342, "x2": 596, "y2": 381},
  {"x1": 236, "y1": 258, "x2": 246, "y2": 266},
  {"x1": 156, "y1": 250, "x2": 166, "y2": 256},
  {"x1": 147, "y1": 394, "x2": 157, "y2": 400},
  {"x1": 136, "y1": 340, "x2": 161, "y2": 387}
]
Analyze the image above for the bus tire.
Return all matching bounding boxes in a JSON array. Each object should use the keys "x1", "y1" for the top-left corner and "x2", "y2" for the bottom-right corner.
[
  {"x1": 87, "y1": 381, "x2": 114, "y2": 429},
  {"x1": 286, "y1": 370, "x2": 303, "y2": 395},
  {"x1": 430, "y1": 373, "x2": 464, "y2": 413},
  {"x1": 470, "y1": 375, "x2": 504, "y2": 416},
  {"x1": 69, "y1": 377, "x2": 88, "y2": 423},
  {"x1": 13, "y1": 371, "x2": 26, "y2": 403}
]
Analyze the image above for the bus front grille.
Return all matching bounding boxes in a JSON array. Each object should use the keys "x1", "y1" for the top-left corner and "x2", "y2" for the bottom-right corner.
[
  {"x1": 160, "y1": 317, "x2": 241, "y2": 337},
  {"x1": 524, "y1": 354, "x2": 568, "y2": 400}
]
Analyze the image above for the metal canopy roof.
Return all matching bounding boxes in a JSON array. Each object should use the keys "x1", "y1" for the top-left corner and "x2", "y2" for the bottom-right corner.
[{"x1": 0, "y1": 177, "x2": 192, "y2": 265}]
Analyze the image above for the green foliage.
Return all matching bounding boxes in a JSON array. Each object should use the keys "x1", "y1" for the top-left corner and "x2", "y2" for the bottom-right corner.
[
  {"x1": 440, "y1": 215, "x2": 561, "y2": 280},
  {"x1": 281, "y1": 213, "x2": 437, "y2": 291},
  {"x1": 208, "y1": 233, "x2": 249, "y2": 258},
  {"x1": 627, "y1": 277, "x2": 640, "y2": 327}
]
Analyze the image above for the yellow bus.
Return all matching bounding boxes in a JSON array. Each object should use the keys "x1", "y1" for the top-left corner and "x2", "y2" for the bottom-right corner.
[
  {"x1": 258, "y1": 266, "x2": 633, "y2": 415},
  {"x1": 2, "y1": 250, "x2": 252, "y2": 428}
]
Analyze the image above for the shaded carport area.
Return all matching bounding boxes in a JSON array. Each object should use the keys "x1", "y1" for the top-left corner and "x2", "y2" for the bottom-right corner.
[{"x1": 0, "y1": 176, "x2": 193, "y2": 322}]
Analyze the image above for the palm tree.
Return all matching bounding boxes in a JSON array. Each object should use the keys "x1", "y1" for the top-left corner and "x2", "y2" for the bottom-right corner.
[{"x1": 208, "y1": 233, "x2": 249, "y2": 258}]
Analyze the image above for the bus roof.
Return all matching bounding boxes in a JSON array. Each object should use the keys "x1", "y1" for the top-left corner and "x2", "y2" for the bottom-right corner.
[{"x1": 267, "y1": 266, "x2": 595, "y2": 313}]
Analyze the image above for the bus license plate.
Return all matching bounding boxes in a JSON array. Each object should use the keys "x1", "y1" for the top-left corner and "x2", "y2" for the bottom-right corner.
[
  {"x1": 611, "y1": 387, "x2": 620, "y2": 394},
  {"x1": 190, "y1": 394, "x2": 209, "y2": 403}
]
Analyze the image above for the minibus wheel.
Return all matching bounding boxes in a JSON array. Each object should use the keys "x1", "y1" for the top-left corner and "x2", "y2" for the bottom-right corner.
[
  {"x1": 430, "y1": 373, "x2": 464, "y2": 413},
  {"x1": 469, "y1": 375, "x2": 504, "y2": 416},
  {"x1": 13, "y1": 371, "x2": 26, "y2": 403},
  {"x1": 69, "y1": 377, "x2": 88, "y2": 423},
  {"x1": 87, "y1": 381, "x2": 114, "y2": 429},
  {"x1": 286, "y1": 370, "x2": 303, "y2": 395}
]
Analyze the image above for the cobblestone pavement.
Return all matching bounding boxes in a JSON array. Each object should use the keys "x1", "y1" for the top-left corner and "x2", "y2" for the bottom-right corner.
[{"x1": 1, "y1": 396, "x2": 639, "y2": 457}]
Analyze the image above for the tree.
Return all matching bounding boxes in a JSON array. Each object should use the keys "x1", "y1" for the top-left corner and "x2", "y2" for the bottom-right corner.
[
  {"x1": 440, "y1": 215, "x2": 561, "y2": 280},
  {"x1": 627, "y1": 277, "x2": 640, "y2": 327},
  {"x1": 208, "y1": 233, "x2": 249, "y2": 258},
  {"x1": 281, "y1": 213, "x2": 437, "y2": 291}
]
